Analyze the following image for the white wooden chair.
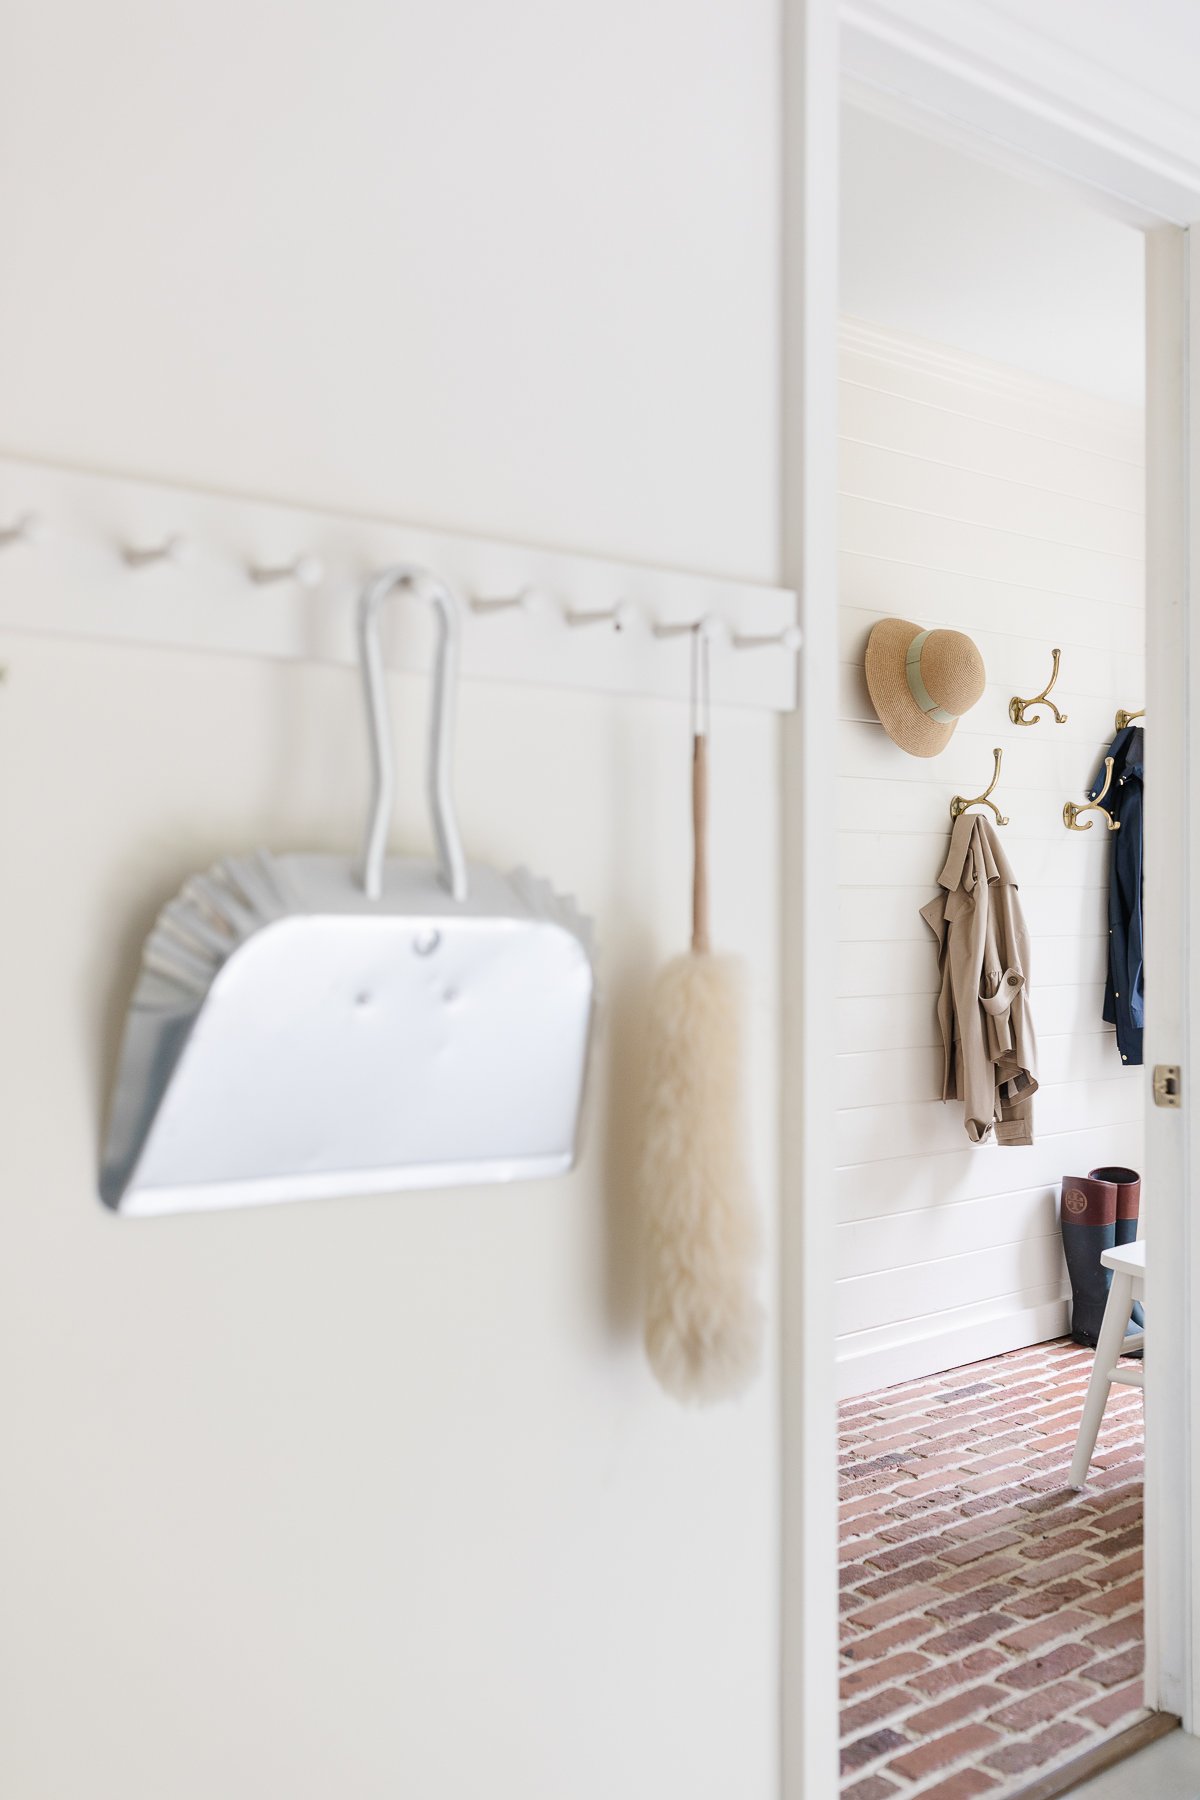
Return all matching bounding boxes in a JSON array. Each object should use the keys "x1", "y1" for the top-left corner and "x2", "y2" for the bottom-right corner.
[{"x1": 1068, "y1": 1239, "x2": 1145, "y2": 1490}]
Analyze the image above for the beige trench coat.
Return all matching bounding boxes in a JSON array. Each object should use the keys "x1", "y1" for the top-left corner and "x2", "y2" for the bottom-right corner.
[{"x1": 920, "y1": 812, "x2": 1038, "y2": 1146}]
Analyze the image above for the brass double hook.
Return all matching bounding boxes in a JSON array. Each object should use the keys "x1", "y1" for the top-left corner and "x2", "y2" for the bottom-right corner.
[
  {"x1": 1010, "y1": 649, "x2": 1068, "y2": 727},
  {"x1": 951, "y1": 747, "x2": 1009, "y2": 827},
  {"x1": 1064, "y1": 756, "x2": 1120, "y2": 832}
]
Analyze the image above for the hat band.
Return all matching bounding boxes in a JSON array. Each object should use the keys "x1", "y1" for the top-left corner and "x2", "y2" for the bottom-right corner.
[{"x1": 906, "y1": 631, "x2": 958, "y2": 725}]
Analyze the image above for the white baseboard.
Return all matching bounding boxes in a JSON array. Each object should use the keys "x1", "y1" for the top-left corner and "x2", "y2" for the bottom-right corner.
[{"x1": 836, "y1": 1296, "x2": 1073, "y2": 1400}]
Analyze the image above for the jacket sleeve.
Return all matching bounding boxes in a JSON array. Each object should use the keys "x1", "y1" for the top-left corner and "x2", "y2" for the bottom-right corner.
[{"x1": 945, "y1": 844, "x2": 997, "y2": 1144}]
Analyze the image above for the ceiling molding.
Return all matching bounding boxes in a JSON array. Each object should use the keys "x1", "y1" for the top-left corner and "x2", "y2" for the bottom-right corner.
[
  {"x1": 839, "y1": 316, "x2": 1144, "y2": 434},
  {"x1": 841, "y1": 0, "x2": 1200, "y2": 225}
]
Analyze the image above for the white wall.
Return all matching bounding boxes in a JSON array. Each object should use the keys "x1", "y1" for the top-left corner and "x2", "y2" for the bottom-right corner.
[
  {"x1": 835, "y1": 322, "x2": 1145, "y2": 1397},
  {"x1": 0, "y1": 6, "x2": 782, "y2": 1798},
  {"x1": 841, "y1": 105, "x2": 1146, "y2": 404}
]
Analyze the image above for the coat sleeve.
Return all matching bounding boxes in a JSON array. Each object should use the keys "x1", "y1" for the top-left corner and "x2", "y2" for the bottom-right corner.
[{"x1": 945, "y1": 839, "x2": 997, "y2": 1145}]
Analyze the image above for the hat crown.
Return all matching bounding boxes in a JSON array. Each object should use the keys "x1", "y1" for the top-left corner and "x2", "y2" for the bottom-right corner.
[{"x1": 920, "y1": 629, "x2": 986, "y2": 719}]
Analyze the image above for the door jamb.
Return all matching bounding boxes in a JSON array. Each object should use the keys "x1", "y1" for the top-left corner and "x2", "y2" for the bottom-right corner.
[{"x1": 781, "y1": 19, "x2": 1200, "y2": 1795}]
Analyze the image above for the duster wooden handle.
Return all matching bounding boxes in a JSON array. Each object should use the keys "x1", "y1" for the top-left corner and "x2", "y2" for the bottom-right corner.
[{"x1": 692, "y1": 733, "x2": 710, "y2": 954}]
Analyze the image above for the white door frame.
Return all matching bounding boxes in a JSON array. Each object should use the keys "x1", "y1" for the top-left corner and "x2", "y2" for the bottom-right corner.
[
  {"x1": 1142, "y1": 223, "x2": 1200, "y2": 1726},
  {"x1": 781, "y1": 10, "x2": 1200, "y2": 1794}
]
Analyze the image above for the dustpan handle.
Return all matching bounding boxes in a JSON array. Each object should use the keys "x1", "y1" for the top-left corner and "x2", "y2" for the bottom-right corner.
[{"x1": 358, "y1": 564, "x2": 469, "y2": 903}]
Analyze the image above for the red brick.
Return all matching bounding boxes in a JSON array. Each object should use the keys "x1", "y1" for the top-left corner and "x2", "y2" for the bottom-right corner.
[
  {"x1": 846, "y1": 1584, "x2": 944, "y2": 1630},
  {"x1": 906, "y1": 1648, "x2": 1007, "y2": 1699},
  {"x1": 877, "y1": 1508, "x2": 960, "y2": 1545},
  {"x1": 865, "y1": 1537, "x2": 946, "y2": 1573},
  {"x1": 919, "y1": 1613, "x2": 1017, "y2": 1657},
  {"x1": 898, "y1": 1770, "x2": 1001, "y2": 1799},
  {"x1": 1018, "y1": 1526, "x2": 1098, "y2": 1561},
  {"x1": 1083, "y1": 1614, "x2": 1143, "y2": 1652},
  {"x1": 1011, "y1": 1551, "x2": 1096, "y2": 1586},
  {"x1": 1080, "y1": 1576, "x2": 1143, "y2": 1617},
  {"x1": 887, "y1": 1722, "x2": 999, "y2": 1781},
  {"x1": 1095, "y1": 1551, "x2": 1144, "y2": 1588},
  {"x1": 842, "y1": 1492, "x2": 890, "y2": 1521},
  {"x1": 1096, "y1": 1500, "x2": 1143, "y2": 1533},
  {"x1": 842, "y1": 1778, "x2": 903, "y2": 1800},
  {"x1": 841, "y1": 1513, "x2": 887, "y2": 1542},
  {"x1": 937, "y1": 1552, "x2": 1026, "y2": 1594},
  {"x1": 841, "y1": 1651, "x2": 931, "y2": 1700},
  {"x1": 855, "y1": 1561, "x2": 943, "y2": 1601},
  {"x1": 941, "y1": 1530, "x2": 1024, "y2": 1566},
  {"x1": 1088, "y1": 1643, "x2": 1145, "y2": 1687},
  {"x1": 988, "y1": 1678, "x2": 1094, "y2": 1730},
  {"x1": 841, "y1": 1535, "x2": 895, "y2": 1565},
  {"x1": 1076, "y1": 1680, "x2": 1147, "y2": 1728},
  {"x1": 841, "y1": 1468, "x2": 918, "y2": 1501},
  {"x1": 958, "y1": 1483, "x2": 1033, "y2": 1518},
  {"x1": 1006, "y1": 1579, "x2": 1095, "y2": 1619},
  {"x1": 948, "y1": 1507, "x2": 1026, "y2": 1540},
  {"x1": 902, "y1": 1683, "x2": 1008, "y2": 1736},
  {"x1": 1031, "y1": 1427, "x2": 1084, "y2": 1452},
  {"x1": 904, "y1": 1471, "x2": 975, "y2": 1500},
  {"x1": 1088, "y1": 1484, "x2": 1143, "y2": 1517},
  {"x1": 1086, "y1": 1464, "x2": 1144, "y2": 1492},
  {"x1": 841, "y1": 1727, "x2": 908, "y2": 1774},
  {"x1": 983, "y1": 1720, "x2": 1090, "y2": 1774},
  {"x1": 1016, "y1": 1491, "x2": 1096, "y2": 1522},
  {"x1": 925, "y1": 1582, "x2": 1023, "y2": 1625},
  {"x1": 841, "y1": 1686, "x2": 915, "y2": 1737},
  {"x1": 842, "y1": 1614, "x2": 933, "y2": 1663},
  {"x1": 998, "y1": 1610, "x2": 1094, "y2": 1653},
  {"x1": 995, "y1": 1642, "x2": 1094, "y2": 1688},
  {"x1": 1093, "y1": 1440, "x2": 1144, "y2": 1470},
  {"x1": 841, "y1": 1454, "x2": 914, "y2": 1485},
  {"x1": 1030, "y1": 1720, "x2": 1091, "y2": 1758},
  {"x1": 838, "y1": 1340, "x2": 1147, "y2": 1788}
]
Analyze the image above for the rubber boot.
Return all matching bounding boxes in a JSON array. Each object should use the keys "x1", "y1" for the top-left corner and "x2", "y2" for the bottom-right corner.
[
  {"x1": 1060, "y1": 1175, "x2": 1117, "y2": 1347},
  {"x1": 1091, "y1": 1165, "x2": 1144, "y2": 1331}
]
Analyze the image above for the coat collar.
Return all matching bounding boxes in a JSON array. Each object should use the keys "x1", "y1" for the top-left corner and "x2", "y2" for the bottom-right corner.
[{"x1": 937, "y1": 810, "x2": 1017, "y2": 894}]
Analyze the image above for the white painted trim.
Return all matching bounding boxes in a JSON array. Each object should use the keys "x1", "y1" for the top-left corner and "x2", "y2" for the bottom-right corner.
[
  {"x1": 781, "y1": 0, "x2": 840, "y2": 1795},
  {"x1": 836, "y1": 1298, "x2": 1072, "y2": 1401},
  {"x1": 0, "y1": 455, "x2": 798, "y2": 712},
  {"x1": 840, "y1": 80, "x2": 1159, "y2": 231},
  {"x1": 1143, "y1": 224, "x2": 1200, "y2": 1728},
  {"x1": 799, "y1": 12, "x2": 1200, "y2": 1784},
  {"x1": 839, "y1": 315, "x2": 1145, "y2": 431},
  {"x1": 840, "y1": 0, "x2": 1200, "y2": 224}
]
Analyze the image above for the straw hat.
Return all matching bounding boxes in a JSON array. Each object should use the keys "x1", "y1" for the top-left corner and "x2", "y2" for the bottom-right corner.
[{"x1": 865, "y1": 619, "x2": 986, "y2": 758}]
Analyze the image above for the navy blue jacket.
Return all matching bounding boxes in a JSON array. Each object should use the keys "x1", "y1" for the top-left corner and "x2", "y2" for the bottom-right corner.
[{"x1": 1090, "y1": 727, "x2": 1143, "y2": 1066}]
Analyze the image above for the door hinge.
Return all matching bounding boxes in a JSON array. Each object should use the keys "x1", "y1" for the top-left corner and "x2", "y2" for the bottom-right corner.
[{"x1": 1153, "y1": 1063, "x2": 1183, "y2": 1108}]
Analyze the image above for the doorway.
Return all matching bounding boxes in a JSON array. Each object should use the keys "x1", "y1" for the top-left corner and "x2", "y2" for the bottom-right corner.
[{"x1": 833, "y1": 101, "x2": 1157, "y2": 1796}]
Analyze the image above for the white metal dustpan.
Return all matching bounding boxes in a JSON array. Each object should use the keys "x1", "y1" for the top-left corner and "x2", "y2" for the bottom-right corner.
[{"x1": 100, "y1": 565, "x2": 597, "y2": 1217}]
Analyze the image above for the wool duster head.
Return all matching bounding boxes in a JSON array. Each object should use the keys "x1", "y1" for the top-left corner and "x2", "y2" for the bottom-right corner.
[{"x1": 637, "y1": 639, "x2": 763, "y2": 1404}]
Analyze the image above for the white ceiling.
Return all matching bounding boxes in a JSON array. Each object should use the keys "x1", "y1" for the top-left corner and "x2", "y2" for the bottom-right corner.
[
  {"x1": 950, "y1": 0, "x2": 1200, "y2": 147},
  {"x1": 841, "y1": 0, "x2": 1200, "y2": 222},
  {"x1": 840, "y1": 103, "x2": 1146, "y2": 405}
]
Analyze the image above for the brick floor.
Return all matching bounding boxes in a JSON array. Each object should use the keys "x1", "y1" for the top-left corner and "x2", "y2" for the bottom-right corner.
[{"x1": 840, "y1": 1339, "x2": 1145, "y2": 1796}]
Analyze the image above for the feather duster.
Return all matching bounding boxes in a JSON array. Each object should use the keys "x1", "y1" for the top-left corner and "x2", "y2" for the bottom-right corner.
[{"x1": 637, "y1": 657, "x2": 763, "y2": 1403}]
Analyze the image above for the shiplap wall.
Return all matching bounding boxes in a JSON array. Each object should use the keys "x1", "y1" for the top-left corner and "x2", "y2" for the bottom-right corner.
[{"x1": 836, "y1": 319, "x2": 1145, "y2": 1398}]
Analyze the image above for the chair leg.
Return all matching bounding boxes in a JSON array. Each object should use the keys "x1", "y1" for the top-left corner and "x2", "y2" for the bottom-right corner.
[{"x1": 1069, "y1": 1271, "x2": 1134, "y2": 1489}]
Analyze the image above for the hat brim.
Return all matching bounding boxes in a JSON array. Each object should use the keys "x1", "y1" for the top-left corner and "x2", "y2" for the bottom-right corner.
[{"x1": 865, "y1": 618, "x2": 957, "y2": 759}]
